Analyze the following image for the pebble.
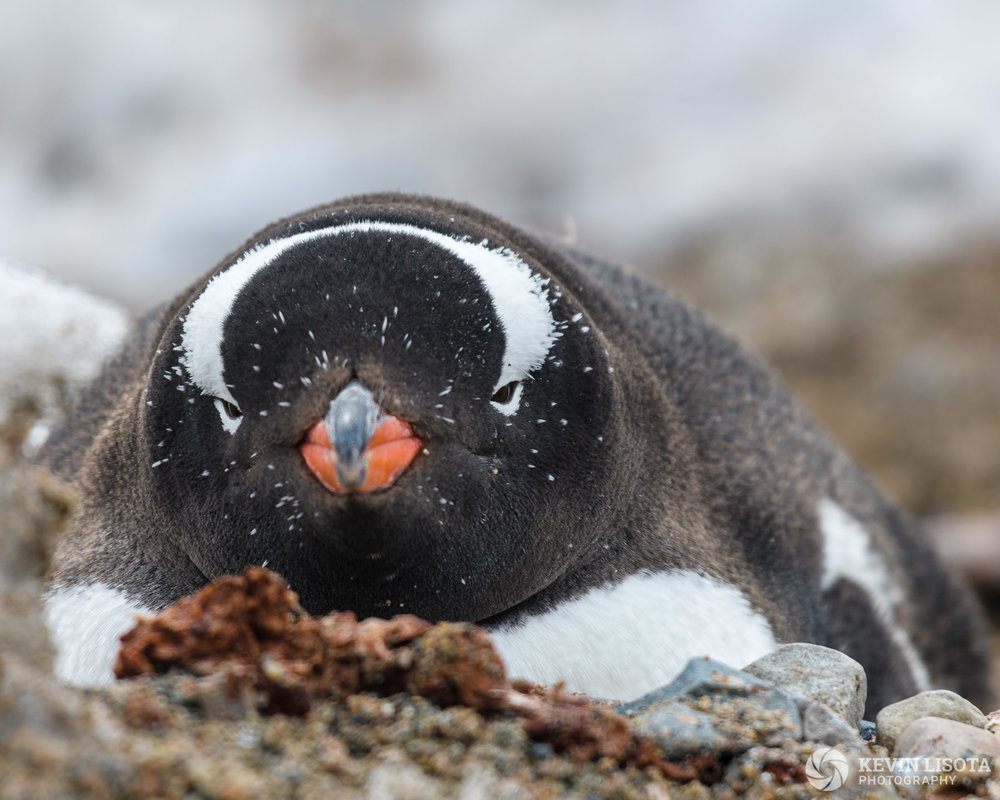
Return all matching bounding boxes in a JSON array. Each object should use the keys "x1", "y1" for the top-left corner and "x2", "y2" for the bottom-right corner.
[
  {"x1": 742, "y1": 643, "x2": 867, "y2": 729},
  {"x1": 891, "y1": 716, "x2": 1000, "y2": 799},
  {"x1": 617, "y1": 657, "x2": 801, "y2": 759},
  {"x1": 875, "y1": 689, "x2": 987, "y2": 754}
]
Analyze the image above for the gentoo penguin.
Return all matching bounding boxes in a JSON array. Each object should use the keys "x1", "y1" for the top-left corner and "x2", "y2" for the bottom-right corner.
[{"x1": 42, "y1": 193, "x2": 993, "y2": 716}]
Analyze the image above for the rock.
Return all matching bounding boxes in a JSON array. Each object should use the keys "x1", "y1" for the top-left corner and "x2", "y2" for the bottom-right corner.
[
  {"x1": 116, "y1": 567, "x2": 516, "y2": 715},
  {"x1": 986, "y1": 709, "x2": 1000, "y2": 737},
  {"x1": 890, "y1": 717, "x2": 1000, "y2": 798},
  {"x1": 860, "y1": 720, "x2": 876, "y2": 742},
  {"x1": 796, "y1": 696, "x2": 865, "y2": 748},
  {"x1": 617, "y1": 657, "x2": 801, "y2": 759},
  {"x1": 618, "y1": 657, "x2": 800, "y2": 713},
  {"x1": 894, "y1": 715, "x2": 1000, "y2": 759},
  {"x1": 875, "y1": 689, "x2": 987, "y2": 754},
  {"x1": 742, "y1": 643, "x2": 867, "y2": 729}
]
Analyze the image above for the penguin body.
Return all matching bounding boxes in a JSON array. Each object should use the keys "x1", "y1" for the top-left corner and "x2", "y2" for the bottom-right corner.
[{"x1": 42, "y1": 194, "x2": 993, "y2": 714}]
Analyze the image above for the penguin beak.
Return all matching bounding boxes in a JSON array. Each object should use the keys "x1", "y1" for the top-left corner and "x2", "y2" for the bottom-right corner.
[{"x1": 299, "y1": 381, "x2": 422, "y2": 494}]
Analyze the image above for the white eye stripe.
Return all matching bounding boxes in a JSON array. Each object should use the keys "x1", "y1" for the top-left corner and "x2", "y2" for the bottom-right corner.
[
  {"x1": 180, "y1": 220, "x2": 558, "y2": 431},
  {"x1": 490, "y1": 380, "x2": 525, "y2": 417},
  {"x1": 213, "y1": 398, "x2": 242, "y2": 434}
]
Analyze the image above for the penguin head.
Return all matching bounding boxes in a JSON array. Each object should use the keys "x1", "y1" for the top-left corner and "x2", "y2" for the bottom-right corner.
[{"x1": 141, "y1": 196, "x2": 627, "y2": 621}]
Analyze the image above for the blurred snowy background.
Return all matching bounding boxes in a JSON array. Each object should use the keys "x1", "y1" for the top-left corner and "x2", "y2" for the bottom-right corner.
[{"x1": 2, "y1": 0, "x2": 999, "y2": 536}]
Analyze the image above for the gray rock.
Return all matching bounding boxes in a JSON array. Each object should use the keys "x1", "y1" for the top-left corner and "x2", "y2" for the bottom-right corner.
[
  {"x1": 796, "y1": 696, "x2": 865, "y2": 748},
  {"x1": 875, "y1": 690, "x2": 987, "y2": 754},
  {"x1": 891, "y1": 717, "x2": 1000, "y2": 799},
  {"x1": 618, "y1": 657, "x2": 802, "y2": 759},
  {"x1": 743, "y1": 642, "x2": 867, "y2": 729},
  {"x1": 619, "y1": 656, "x2": 795, "y2": 710}
]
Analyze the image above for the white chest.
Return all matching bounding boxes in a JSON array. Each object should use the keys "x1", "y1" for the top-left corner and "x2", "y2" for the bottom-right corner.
[
  {"x1": 43, "y1": 583, "x2": 153, "y2": 687},
  {"x1": 487, "y1": 569, "x2": 780, "y2": 701}
]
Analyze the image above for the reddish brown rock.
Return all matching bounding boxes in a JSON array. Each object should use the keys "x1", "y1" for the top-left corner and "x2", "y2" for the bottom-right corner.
[
  {"x1": 116, "y1": 567, "x2": 439, "y2": 713},
  {"x1": 894, "y1": 716, "x2": 1000, "y2": 760},
  {"x1": 891, "y1": 717, "x2": 1000, "y2": 798}
]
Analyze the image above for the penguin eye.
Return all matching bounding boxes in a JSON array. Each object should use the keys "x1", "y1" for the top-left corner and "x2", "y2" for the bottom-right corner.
[
  {"x1": 490, "y1": 381, "x2": 520, "y2": 405},
  {"x1": 218, "y1": 399, "x2": 242, "y2": 420}
]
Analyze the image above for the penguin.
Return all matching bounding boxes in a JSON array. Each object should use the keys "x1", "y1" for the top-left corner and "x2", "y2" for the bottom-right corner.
[{"x1": 41, "y1": 193, "x2": 994, "y2": 716}]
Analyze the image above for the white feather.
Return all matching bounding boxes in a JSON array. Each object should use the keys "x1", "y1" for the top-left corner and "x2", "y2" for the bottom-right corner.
[{"x1": 818, "y1": 497, "x2": 931, "y2": 690}]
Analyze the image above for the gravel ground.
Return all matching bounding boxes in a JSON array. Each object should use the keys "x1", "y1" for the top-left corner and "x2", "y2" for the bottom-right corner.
[{"x1": 8, "y1": 674, "x2": 873, "y2": 800}]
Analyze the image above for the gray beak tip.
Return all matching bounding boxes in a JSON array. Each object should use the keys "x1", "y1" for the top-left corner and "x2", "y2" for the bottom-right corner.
[{"x1": 326, "y1": 380, "x2": 380, "y2": 475}]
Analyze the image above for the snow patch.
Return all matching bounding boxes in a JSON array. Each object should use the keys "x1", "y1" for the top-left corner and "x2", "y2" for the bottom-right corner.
[{"x1": 0, "y1": 257, "x2": 131, "y2": 441}]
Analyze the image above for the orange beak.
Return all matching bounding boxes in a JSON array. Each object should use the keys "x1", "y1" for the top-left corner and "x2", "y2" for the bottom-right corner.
[{"x1": 299, "y1": 382, "x2": 422, "y2": 494}]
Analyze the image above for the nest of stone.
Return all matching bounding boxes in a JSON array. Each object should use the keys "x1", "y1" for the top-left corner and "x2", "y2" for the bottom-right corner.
[{"x1": 116, "y1": 567, "x2": 700, "y2": 780}]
